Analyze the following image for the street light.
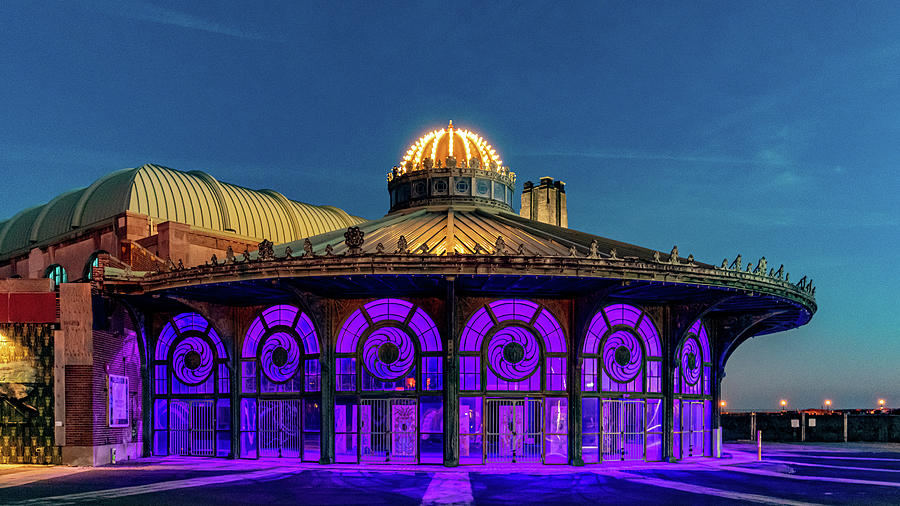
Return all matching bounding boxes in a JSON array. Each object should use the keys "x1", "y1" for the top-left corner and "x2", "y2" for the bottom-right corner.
[
  {"x1": 879, "y1": 399, "x2": 886, "y2": 409},
  {"x1": 824, "y1": 399, "x2": 832, "y2": 411},
  {"x1": 780, "y1": 399, "x2": 787, "y2": 411},
  {"x1": 719, "y1": 400, "x2": 727, "y2": 412}
]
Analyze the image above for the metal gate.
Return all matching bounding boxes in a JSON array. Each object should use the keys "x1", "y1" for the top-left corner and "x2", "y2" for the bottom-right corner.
[
  {"x1": 359, "y1": 398, "x2": 417, "y2": 463},
  {"x1": 602, "y1": 399, "x2": 645, "y2": 461},
  {"x1": 169, "y1": 400, "x2": 215, "y2": 456},
  {"x1": 680, "y1": 400, "x2": 706, "y2": 458},
  {"x1": 485, "y1": 398, "x2": 543, "y2": 463},
  {"x1": 259, "y1": 400, "x2": 302, "y2": 458}
]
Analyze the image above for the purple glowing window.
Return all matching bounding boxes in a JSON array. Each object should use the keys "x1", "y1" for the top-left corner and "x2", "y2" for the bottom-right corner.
[
  {"x1": 155, "y1": 312, "x2": 227, "y2": 396},
  {"x1": 242, "y1": 305, "x2": 320, "y2": 358},
  {"x1": 604, "y1": 304, "x2": 642, "y2": 328},
  {"x1": 488, "y1": 299, "x2": 538, "y2": 322},
  {"x1": 242, "y1": 305, "x2": 320, "y2": 393},
  {"x1": 421, "y1": 356, "x2": 443, "y2": 390},
  {"x1": 486, "y1": 325, "x2": 540, "y2": 381},
  {"x1": 460, "y1": 356, "x2": 480, "y2": 391},
  {"x1": 336, "y1": 309, "x2": 369, "y2": 353},
  {"x1": 173, "y1": 312, "x2": 210, "y2": 334},
  {"x1": 545, "y1": 357, "x2": 567, "y2": 391},
  {"x1": 533, "y1": 310, "x2": 565, "y2": 353},
  {"x1": 262, "y1": 304, "x2": 299, "y2": 328},
  {"x1": 156, "y1": 324, "x2": 178, "y2": 361},
  {"x1": 460, "y1": 307, "x2": 493, "y2": 352},
  {"x1": 172, "y1": 335, "x2": 214, "y2": 385},
  {"x1": 602, "y1": 330, "x2": 643, "y2": 383},
  {"x1": 459, "y1": 300, "x2": 567, "y2": 391},
  {"x1": 583, "y1": 304, "x2": 661, "y2": 394},
  {"x1": 676, "y1": 320, "x2": 711, "y2": 396},
  {"x1": 407, "y1": 308, "x2": 441, "y2": 352},
  {"x1": 364, "y1": 298, "x2": 413, "y2": 323},
  {"x1": 362, "y1": 326, "x2": 415, "y2": 380},
  {"x1": 336, "y1": 357, "x2": 356, "y2": 391}
]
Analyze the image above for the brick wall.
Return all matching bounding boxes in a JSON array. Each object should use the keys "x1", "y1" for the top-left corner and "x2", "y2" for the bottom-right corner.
[
  {"x1": 91, "y1": 325, "x2": 143, "y2": 446},
  {"x1": 64, "y1": 365, "x2": 93, "y2": 446}
]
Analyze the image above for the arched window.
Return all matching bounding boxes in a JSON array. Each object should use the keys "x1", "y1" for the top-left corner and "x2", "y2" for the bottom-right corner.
[
  {"x1": 335, "y1": 298, "x2": 442, "y2": 392},
  {"x1": 238, "y1": 304, "x2": 321, "y2": 460},
  {"x1": 582, "y1": 303, "x2": 662, "y2": 394},
  {"x1": 45, "y1": 264, "x2": 67, "y2": 289},
  {"x1": 83, "y1": 251, "x2": 107, "y2": 280},
  {"x1": 673, "y1": 319, "x2": 713, "y2": 459},
  {"x1": 459, "y1": 299, "x2": 566, "y2": 392},
  {"x1": 581, "y1": 303, "x2": 663, "y2": 463},
  {"x1": 151, "y1": 312, "x2": 230, "y2": 457},
  {"x1": 333, "y1": 299, "x2": 443, "y2": 464},
  {"x1": 458, "y1": 299, "x2": 568, "y2": 464}
]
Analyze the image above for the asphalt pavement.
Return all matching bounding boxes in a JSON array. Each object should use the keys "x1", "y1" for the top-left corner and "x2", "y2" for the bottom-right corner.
[{"x1": 1, "y1": 442, "x2": 898, "y2": 505}]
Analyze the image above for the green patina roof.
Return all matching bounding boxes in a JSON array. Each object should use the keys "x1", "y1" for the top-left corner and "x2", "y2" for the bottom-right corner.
[{"x1": 0, "y1": 163, "x2": 365, "y2": 258}]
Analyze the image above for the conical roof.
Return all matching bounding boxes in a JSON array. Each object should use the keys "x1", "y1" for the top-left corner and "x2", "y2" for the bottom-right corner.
[{"x1": 274, "y1": 204, "x2": 691, "y2": 264}]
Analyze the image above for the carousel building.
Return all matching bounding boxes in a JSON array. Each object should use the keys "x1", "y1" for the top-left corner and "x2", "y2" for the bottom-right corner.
[{"x1": 0, "y1": 122, "x2": 816, "y2": 466}]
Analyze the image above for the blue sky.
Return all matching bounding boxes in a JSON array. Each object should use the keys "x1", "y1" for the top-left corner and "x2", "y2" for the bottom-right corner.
[{"x1": 1, "y1": 1, "x2": 898, "y2": 410}]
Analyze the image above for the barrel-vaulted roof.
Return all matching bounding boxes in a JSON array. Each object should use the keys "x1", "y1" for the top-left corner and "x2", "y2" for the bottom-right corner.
[{"x1": 0, "y1": 163, "x2": 365, "y2": 258}]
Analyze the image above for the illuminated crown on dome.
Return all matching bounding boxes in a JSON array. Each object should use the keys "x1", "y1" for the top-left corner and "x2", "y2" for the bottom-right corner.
[
  {"x1": 395, "y1": 121, "x2": 511, "y2": 177},
  {"x1": 387, "y1": 121, "x2": 516, "y2": 213}
]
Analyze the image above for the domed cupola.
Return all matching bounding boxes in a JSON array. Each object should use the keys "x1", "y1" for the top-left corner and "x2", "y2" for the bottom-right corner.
[{"x1": 387, "y1": 121, "x2": 516, "y2": 213}]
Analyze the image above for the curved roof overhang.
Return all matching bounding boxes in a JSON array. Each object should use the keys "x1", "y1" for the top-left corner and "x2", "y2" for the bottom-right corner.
[{"x1": 105, "y1": 253, "x2": 815, "y2": 337}]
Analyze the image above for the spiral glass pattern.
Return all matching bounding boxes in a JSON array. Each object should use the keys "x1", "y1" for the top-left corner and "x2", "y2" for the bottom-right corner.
[
  {"x1": 362, "y1": 326, "x2": 415, "y2": 380},
  {"x1": 172, "y1": 335, "x2": 214, "y2": 385},
  {"x1": 680, "y1": 336, "x2": 702, "y2": 385},
  {"x1": 260, "y1": 331, "x2": 301, "y2": 383},
  {"x1": 486, "y1": 325, "x2": 540, "y2": 381},
  {"x1": 601, "y1": 330, "x2": 643, "y2": 383}
]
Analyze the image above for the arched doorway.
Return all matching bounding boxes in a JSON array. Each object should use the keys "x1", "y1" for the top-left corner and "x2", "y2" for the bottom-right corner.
[
  {"x1": 238, "y1": 304, "x2": 321, "y2": 460},
  {"x1": 151, "y1": 312, "x2": 230, "y2": 457},
  {"x1": 674, "y1": 319, "x2": 713, "y2": 458},
  {"x1": 334, "y1": 299, "x2": 443, "y2": 464},
  {"x1": 458, "y1": 299, "x2": 568, "y2": 464},
  {"x1": 581, "y1": 303, "x2": 663, "y2": 463}
]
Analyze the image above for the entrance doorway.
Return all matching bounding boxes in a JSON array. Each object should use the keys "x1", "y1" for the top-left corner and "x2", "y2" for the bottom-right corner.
[
  {"x1": 169, "y1": 400, "x2": 215, "y2": 456},
  {"x1": 359, "y1": 398, "x2": 417, "y2": 463},
  {"x1": 484, "y1": 398, "x2": 543, "y2": 463},
  {"x1": 677, "y1": 400, "x2": 706, "y2": 458},
  {"x1": 602, "y1": 399, "x2": 645, "y2": 461},
  {"x1": 258, "y1": 400, "x2": 302, "y2": 458}
]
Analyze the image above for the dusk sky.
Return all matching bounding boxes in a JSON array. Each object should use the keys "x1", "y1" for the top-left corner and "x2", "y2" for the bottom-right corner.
[{"x1": 1, "y1": 1, "x2": 897, "y2": 410}]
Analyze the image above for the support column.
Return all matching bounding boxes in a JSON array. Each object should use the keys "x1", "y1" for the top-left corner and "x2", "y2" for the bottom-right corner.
[
  {"x1": 661, "y1": 306, "x2": 675, "y2": 462},
  {"x1": 321, "y1": 300, "x2": 336, "y2": 464},
  {"x1": 444, "y1": 277, "x2": 459, "y2": 466},
  {"x1": 568, "y1": 298, "x2": 583, "y2": 465},
  {"x1": 230, "y1": 322, "x2": 240, "y2": 459},
  {"x1": 139, "y1": 314, "x2": 152, "y2": 458}
]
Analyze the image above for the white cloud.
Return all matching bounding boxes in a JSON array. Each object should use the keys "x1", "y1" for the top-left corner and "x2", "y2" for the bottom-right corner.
[{"x1": 88, "y1": 1, "x2": 271, "y2": 41}]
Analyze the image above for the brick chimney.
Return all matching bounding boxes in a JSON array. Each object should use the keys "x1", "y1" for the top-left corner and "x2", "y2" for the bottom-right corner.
[{"x1": 520, "y1": 177, "x2": 567, "y2": 228}]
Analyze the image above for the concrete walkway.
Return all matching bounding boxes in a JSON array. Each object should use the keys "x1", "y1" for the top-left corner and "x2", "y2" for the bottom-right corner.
[{"x1": 0, "y1": 443, "x2": 898, "y2": 505}]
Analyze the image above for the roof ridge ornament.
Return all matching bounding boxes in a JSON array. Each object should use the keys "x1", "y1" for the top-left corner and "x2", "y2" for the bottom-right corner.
[
  {"x1": 587, "y1": 239, "x2": 600, "y2": 259},
  {"x1": 396, "y1": 235, "x2": 408, "y2": 254},
  {"x1": 344, "y1": 226, "x2": 365, "y2": 256},
  {"x1": 258, "y1": 239, "x2": 275, "y2": 261},
  {"x1": 494, "y1": 236, "x2": 506, "y2": 255},
  {"x1": 669, "y1": 245, "x2": 679, "y2": 264}
]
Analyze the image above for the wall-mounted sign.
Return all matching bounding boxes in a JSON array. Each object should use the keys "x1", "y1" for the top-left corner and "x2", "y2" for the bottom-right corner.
[{"x1": 108, "y1": 374, "x2": 129, "y2": 427}]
